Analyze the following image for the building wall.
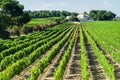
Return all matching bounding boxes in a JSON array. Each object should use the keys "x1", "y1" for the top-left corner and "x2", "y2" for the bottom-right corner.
[{"x1": 77, "y1": 14, "x2": 94, "y2": 22}]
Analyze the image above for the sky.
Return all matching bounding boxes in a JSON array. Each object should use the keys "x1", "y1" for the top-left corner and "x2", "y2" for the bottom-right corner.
[{"x1": 18, "y1": 0, "x2": 120, "y2": 16}]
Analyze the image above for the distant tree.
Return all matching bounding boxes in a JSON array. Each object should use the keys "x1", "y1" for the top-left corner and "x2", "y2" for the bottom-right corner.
[
  {"x1": 89, "y1": 10, "x2": 98, "y2": 20},
  {"x1": 105, "y1": 11, "x2": 116, "y2": 20},
  {"x1": 97, "y1": 10, "x2": 106, "y2": 20},
  {"x1": 83, "y1": 11, "x2": 88, "y2": 15},
  {"x1": 71, "y1": 12, "x2": 79, "y2": 17},
  {"x1": 51, "y1": 10, "x2": 61, "y2": 17},
  {"x1": 26, "y1": 10, "x2": 78, "y2": 19},
  {"x1": 70, "y1": 12, "x2": 79, "y2": 21},
  {"x1": 89, "y1": 10, "x2": 116, "y2": 21},
  {"x1": 113, "y1": 16, "x2": 120, "y2": 21},
  {"x1": 61, "y1": 10, "x2": 71, "y2": 17}
]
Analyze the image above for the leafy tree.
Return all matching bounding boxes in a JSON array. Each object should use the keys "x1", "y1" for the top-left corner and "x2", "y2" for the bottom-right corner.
[
  {"x1": 113, "y1": 16, "x2": 120, "y2": 21},
  {"x1": 83, "y1": 11, "x2": 88, "y2": 15},
  {"x1": 105, "y1": 11, "x2": 116, "y2": 20},
  {"x1": 0, "y1": 11, "x2": 10, "y2": 38},
  {"x1": 89, "y1": 10, "x2": 116, "y2": 21},
  {"x1": 0, "y1": 12, "x2": 10, "y2": 30},
  {"x1": 0, "y1": 0, "x2": 30, "y2": 38},
  {"x1": 70, "y1": 12, "x2": 79, "y2": 21},
  {"x1": 51, "y1": 10, "x2": 61, "y2": 17},
  {"x1": 26, "y1": 10, "x2": 78, "y2": 19},
  {"x1": 61, "y1": 10, "x2": 71, "y2": 17},
  {"x1": 1, "y1": 0, "x2": 24, "y2": 17},
  {"x1": 89, "y1": 10, "x2": 98, "y2": 20},
  {"x1": 0, "y1": 0, "x2": 30, "y2": 27},
  {"x1": 18, "y1": 12, "x2": 31, "y2": 26}
]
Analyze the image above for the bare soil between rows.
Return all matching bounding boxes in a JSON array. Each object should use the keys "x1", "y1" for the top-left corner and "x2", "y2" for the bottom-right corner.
[
  {"x1": 82, "y1": 29, "x2": 108, "y2": 80},
  {"x1": 38, "y1": 30, "x2": 74, "y2": 80},
  {"x1": 12, "y1": 30, "x2": 73, "y2": 80},
  {"x1": 63, "y1": 29, "x2": 81, "y2": 80},
  {"x1": 84, "y1": 26, "x2": 120, "y2": 80}
]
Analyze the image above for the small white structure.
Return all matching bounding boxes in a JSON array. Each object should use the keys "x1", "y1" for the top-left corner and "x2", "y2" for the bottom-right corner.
[
  {"x1": 66, "y1": 16, "x2": 72, "y2": 20},
  {"x1": 77, "y1": 13, "x2": 94, "y2": 22}
]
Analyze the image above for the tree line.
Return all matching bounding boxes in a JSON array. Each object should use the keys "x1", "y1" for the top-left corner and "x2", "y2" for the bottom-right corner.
[
  {"x1": 89, "y1": 10, "x2": 116, "y2": 21},
  {"x1": 25, "y1": 10, "x2": 78, "y2": 19}
]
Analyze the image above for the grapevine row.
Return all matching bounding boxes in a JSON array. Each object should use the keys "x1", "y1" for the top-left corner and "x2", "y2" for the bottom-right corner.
[{"x1": 0, "y1": 23, "x2": 73, "y2": 80}]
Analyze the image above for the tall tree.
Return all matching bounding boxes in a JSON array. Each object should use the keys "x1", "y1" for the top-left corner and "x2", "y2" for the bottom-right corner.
[
  {"x1": 89, "y1": 10, "x2": 116, "y2": 21},
  {"x1": 0, "y1": 0, "x2": 30, "y2": 27},
  {"x1": 83, "y1": 11, "x2": 88, "y2": 15},
  {"x1": 0, "y1": 0, "x2": 30, "y2": 38},
  {"x1": 89, "y1": 10, "x2": 98, "y2": 20},
  {"x1": 70, "y1": 12, "x2": 79, "y2": 21}
]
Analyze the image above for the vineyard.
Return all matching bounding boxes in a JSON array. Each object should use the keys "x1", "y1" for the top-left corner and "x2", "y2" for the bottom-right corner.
[{"x1": 0, "y1": 21, "x2": 120, "y2": 80}]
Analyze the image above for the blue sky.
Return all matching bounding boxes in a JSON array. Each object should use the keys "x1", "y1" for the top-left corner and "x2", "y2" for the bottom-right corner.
[{"x1": 18, "y1": 0, "x2": 120, "y2": 16}]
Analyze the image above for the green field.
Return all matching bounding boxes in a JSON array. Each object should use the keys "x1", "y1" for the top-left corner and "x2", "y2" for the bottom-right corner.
[
  {"x1": 1, "y1": 21, "x2": 120, "y2": 80},
  {"x1": 85, "y1": 21, "x2": 120, "y2": 63},
  {"x1": 27, "y1": 17, "x2": 61, "y2": 26}
]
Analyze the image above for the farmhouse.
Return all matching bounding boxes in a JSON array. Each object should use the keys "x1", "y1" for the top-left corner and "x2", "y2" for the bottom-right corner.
[
  {"x1": 66, "y1": 16, "x2": 72, "y2": 20},
  {"x1": 77, "y1": 13, "x2": 94, "y2": 22}
]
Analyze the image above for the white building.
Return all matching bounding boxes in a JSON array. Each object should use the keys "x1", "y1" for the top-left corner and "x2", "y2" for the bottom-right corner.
[
  {"x1": 77, "y1": 13, "x2": 94, "y2": 22},
  {"x1": 66, "y1": 16, "x2": 72, "y2": 20}
]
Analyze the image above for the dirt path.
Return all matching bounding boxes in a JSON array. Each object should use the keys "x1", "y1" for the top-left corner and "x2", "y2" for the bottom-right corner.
[
  {"x1": 37, "y1": 31, "x2": 74, "y2": 80},
  {"x1": 82, "y1": 31, "x2": 108, "y2": 80},
  {"x1": 63, "y1": 29, "x2": 81, "y2": 80},
  {"x1": 85, "y1": 27, "x2": 120, "y2": 80}
]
